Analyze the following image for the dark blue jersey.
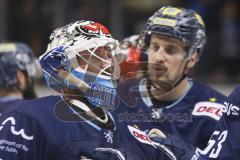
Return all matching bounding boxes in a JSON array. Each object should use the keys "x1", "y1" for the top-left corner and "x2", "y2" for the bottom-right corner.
[
  {"x1": 115, "y1": 78, "x2": 226, "y2": 151},
  {"x1": 199, "y1": 86, "x2": 240, "y2": 160},
  {"x1": 0, "y1": 96, "x2": 22, "y2": 116},
  {"x1": 0, "y1": 95, "x2": 163, "y2": 160}
]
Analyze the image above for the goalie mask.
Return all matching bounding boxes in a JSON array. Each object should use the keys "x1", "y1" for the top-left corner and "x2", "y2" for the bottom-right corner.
[{"x1": 39, "y1": 20, "x2": 121, "y2": 110}]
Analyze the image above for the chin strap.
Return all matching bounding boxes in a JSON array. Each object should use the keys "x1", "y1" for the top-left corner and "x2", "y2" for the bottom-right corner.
[{"x1": 173, "y1": 74, "x2": 187, "y2": 88}]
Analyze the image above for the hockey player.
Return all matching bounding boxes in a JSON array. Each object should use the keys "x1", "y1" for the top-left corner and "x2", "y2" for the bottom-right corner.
[
  {"x1": 0, "y1": 21, "x2": 167, "y2": 160},
  {"x1": 0, "y1": 42, "x2": 41, "y2": 114},
  {"x1": 146, "y1": 86, "x2": 240, "y2": 160},
  {"x1": 198, "y1": 86, "x2": 240, "y2": 159},
  {"x1": 115, "y1": 6, "x2": 226, "y2": 155}
]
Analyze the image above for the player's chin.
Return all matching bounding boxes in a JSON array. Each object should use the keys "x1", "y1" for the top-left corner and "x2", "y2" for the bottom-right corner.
[
  {"x1": 149, "y1": 70, "x2": 166, "y2": 80},
  {"x1": 150, "y1": 72, "x2": 171, "y2": 83},
  {"x1": 149, "y1": 75, "x2": 162, "y2": 85}
]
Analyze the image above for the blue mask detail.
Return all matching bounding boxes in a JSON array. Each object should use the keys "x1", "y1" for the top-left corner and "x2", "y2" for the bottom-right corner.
[{"x1": 70, "y1": 70, "x2": 117, "y2": 110}]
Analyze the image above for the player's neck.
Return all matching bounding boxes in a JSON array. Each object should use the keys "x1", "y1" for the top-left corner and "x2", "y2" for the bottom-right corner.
[{"x1": 150, "y1": 78, "x2": 190, "y2": 102}]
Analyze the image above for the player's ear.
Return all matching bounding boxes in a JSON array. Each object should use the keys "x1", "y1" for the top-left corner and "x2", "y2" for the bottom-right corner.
[
  {"x1": 187, "y1": 53, "x2": 199, "y2": 69},
  {"x1": 16, "y1": 69, "x2": 27, "y2": 91}
]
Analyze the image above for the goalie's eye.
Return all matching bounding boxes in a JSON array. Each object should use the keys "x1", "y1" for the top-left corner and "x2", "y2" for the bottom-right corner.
[
  {"x1": 94, "y1": 47, "x2": 113, "y2": 60},
  {"x1": 76, "y1": 51, "x2": 90, "y2": 68},
  {"x1": 76, "y1": 47, "x2": 114, "y2": 75}
]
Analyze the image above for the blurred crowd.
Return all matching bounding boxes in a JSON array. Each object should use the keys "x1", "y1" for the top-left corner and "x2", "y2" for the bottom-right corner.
[{"x1": 0, "y1": 0, "x2": 240, "y2": 82}]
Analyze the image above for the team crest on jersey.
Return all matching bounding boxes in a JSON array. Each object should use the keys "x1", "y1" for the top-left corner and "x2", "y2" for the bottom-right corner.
[
  {"x1": 104, "y1": 130, "x2": 113, "y2": 143},
  {"x1": 192, "y1": 101, "x2": 225, "y2": 121},
  {"x1": 151, "y1": 108, "x2": 163, "y2": 119}
]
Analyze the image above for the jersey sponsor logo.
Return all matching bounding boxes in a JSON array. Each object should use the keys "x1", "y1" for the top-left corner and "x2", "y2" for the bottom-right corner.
[
  {"x1": 223, "y1": 101, "x2": 240, "y2": 116},
  {"x1": 128, "y1": 125, "x2": 153, "y2": 146},
  {"x1": 192, "y1": 102, "x2": 224, "y2": 121},
  {"x1": 128, "y1": 125, "x2": 177, "y2": 160},
  {"x1": 0, "y1": 117, "x2": 34, "y2": 140}
]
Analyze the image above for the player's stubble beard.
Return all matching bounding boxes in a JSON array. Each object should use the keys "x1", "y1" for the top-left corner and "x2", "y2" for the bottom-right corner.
[{"x1": 148, "y1": 58, "x2": 189, "y2": 99}]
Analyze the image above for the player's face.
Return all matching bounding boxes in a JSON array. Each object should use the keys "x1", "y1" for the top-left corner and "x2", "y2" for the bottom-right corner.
[
  {"x1": 77, "y1": 47, "x2": 113, "y2": 75},
  {"x1": 148, "y1": 34, "x2": 193, "y2": 85}
]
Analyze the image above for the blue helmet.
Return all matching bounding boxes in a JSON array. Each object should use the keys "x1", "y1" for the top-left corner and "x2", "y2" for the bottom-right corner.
[
  {"x1": 142, "y1": 6, "x2": 207, "y2": 55},
  {"x1": 0, "y1": 42, "x2": 41, "y2": 88},
  {"x1": 39, "y1": 20, "x2": 121, "y2": 109}
]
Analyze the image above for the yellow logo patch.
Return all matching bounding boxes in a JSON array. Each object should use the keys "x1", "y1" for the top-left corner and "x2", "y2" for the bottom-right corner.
[
  {"x1": 161, "y1": 7, "x2": 183, "y2": 16},
  {"x1": 194, "y1": 13, "x2": 205, "y2": 27},
  {"x1": 0, "y1": 43, "x2": 16, "y2": 53},
  {"x1": 152, "y1": 17, "x2": 176, "y2": 27},
  {"x1": 209, "y1": 97, "x2": 217, "y2": 102}
]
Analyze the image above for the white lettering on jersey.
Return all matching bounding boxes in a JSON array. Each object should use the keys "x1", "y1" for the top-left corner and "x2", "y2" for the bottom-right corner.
[
  {"x1": 190, "y1": 148, "x2": 203, "y2": 160},
  {"x1": 192, "y1": 102, "x2": 224, "y2": 121},
  {"x1": 223, "y1": 101, "x2": 240, "y2": 116},
  {"x1": 0, "y1": 117, "x2": 34, "y2": 140},
  {"x1": 201, "y1": 130, "x2": 228, "y2": 158}
]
